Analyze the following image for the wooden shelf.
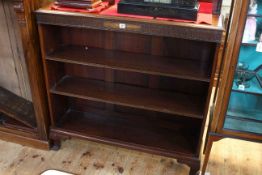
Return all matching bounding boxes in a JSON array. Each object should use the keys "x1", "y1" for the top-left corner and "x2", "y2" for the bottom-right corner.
[
  {"x1": 247, "y1": 13, "x2": 262, "y2": 18},
  {"x1": 227, "y1": 113, "x2": 262, "y2": 123},
  {"x1": 224, "y1": 115, "x2": 262, "y2": 135},
  {"x1": 53, "y1": 109, "x2": 201, "y2": 156},
  {"x1": 227, "y1": 108, "x2": 262, "y2": 123},
  {"x1": 241, "y1": 42, "x2": 258, "y2": 47},
  {"x1": 50, "y1": 76, "x2": 205, "y2": 119},
  {"x1": 47, "y1": 45, "x2": 211, "y2": 82},
  {"x1": 232, "y1": 78, "x2": 262, "y2": 96}
]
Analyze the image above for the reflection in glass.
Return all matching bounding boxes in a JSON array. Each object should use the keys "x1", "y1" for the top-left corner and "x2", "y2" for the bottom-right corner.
[
  {"x1": 235, "y1": 62, "x2": 253, "y2": 88},
  {"x1": 249, "y1": 0, "x2": 258, "y2": 15},
  {"x1": 243, "y1": 17, "x2": 257, "y2": 42}
]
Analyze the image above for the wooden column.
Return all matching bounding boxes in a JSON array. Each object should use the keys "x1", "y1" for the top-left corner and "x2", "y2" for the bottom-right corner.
[{"x1": 12, "y1": 0, "x2": 49, "y2": 141}]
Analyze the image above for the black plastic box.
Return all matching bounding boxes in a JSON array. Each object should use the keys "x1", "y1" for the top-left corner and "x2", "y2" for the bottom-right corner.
[{"x1": 118, "y1": 0, "x2": 199, "y2": 21}]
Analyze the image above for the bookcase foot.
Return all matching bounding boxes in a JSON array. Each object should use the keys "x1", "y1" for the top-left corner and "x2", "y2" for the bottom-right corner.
[
  {"x1": 201, "y1": 133, "x2": 223, "y2": 175},
  {"x1": 189, "y1": 166, "x2": 200, "y2": 175},
  {"x1": 50, "y1": 139, "x2": 61, "y2": 151},
  {"x1": 178, "y1": 158, "x2": 200, "y2": 175}
]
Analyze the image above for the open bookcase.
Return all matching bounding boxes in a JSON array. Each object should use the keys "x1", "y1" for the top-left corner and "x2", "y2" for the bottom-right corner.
[{"x1": 36, "y1": 4, "x2": 224, "y2": 174}]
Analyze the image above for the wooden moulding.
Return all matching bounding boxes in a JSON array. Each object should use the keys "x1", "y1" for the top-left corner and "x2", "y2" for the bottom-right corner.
[
  {"x1": 0, "y1": 129, "x2": 49, "y2": 150},
  {"x1": 35, "y1": 8, "x2": 224, "y2": 43}
]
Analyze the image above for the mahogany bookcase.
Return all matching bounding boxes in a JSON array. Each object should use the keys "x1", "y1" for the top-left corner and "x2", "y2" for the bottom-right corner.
[{"x1": 35, "y1": 3, "x2": 224, "y2": 174}]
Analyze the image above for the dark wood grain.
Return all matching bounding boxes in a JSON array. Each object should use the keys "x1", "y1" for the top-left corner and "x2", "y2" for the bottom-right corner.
[
  {"x1": 35, "y1": 6, "x2": 224, "y2": 43},
  {"x1": 50, "y1": 76, "x2": 205, "y2": 119},
  {"x1": 47, "y1": 45, "x2": 211, "y2": 82},
  {"x1": 55, "y1": 109, "x2": 201, "y2": 156},
  {"x1": 0, "y1": 87, "x2": 36, "y2": 128}
]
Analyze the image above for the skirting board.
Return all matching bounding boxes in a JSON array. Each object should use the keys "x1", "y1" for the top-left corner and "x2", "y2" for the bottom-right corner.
[{"x1": 0, "y1": 130, "x2": 49, "y2": 150}]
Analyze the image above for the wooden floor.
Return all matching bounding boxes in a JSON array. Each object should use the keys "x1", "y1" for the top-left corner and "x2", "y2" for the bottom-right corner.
[{"x1": 0, "y1": 138, "x2": 261, "y2": 175}]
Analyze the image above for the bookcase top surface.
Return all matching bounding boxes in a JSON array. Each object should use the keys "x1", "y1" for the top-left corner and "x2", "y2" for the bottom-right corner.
[{"x1": 36, "y1": 5, "x2": 224, "y2": 43}]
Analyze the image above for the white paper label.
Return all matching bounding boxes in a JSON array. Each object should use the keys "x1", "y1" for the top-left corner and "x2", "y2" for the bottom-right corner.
[
  {"x1": 119, "y1": 23, "x2": 126, "y2": 29},
  {"x1": 256, "y1": 42, "x2": 262, "y2": 52},
  {"x1": 238, "y1": 84, "x2": 245, "y2": 91}
]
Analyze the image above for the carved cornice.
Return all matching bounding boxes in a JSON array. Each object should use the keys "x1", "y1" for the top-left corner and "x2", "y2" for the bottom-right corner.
[{"x1": 12, "y1": 0, "x2": 26, "y2": 25}]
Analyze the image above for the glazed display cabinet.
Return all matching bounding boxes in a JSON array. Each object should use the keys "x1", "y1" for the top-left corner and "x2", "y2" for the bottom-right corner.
[
  {"x1": 202, "y1": 0, "x2": 262, "y2": 174},
  {"x1": 223, "y1": 0, "x2": 262, "y2": 136}
]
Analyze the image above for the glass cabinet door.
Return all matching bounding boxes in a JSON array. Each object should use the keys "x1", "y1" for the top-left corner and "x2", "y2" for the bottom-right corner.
[{"x1": 223, "y1": 0, "x2": 262, "y2": 135}]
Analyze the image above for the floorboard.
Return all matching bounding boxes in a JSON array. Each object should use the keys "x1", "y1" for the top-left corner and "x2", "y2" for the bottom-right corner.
[{"x1": 0, "y1": 138, "x2": 261, "y2": 175}]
